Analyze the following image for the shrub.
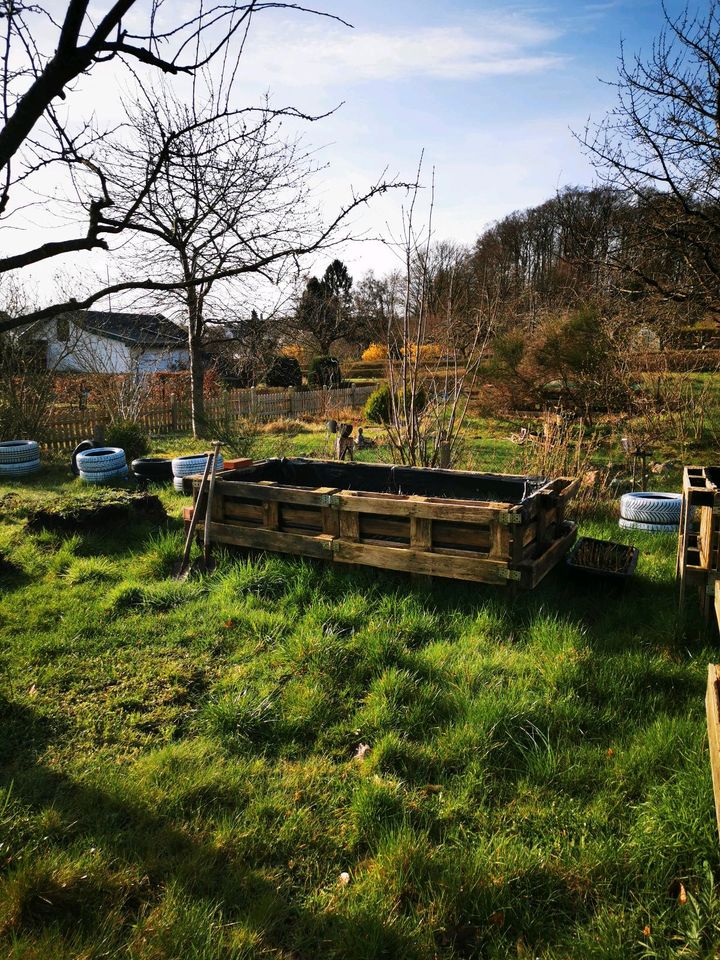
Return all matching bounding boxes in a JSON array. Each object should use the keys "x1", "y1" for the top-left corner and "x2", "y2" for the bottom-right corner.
[
  {"x1": 264, "y1": 356, "x2": 302, "y2": 388},
  {"x1": 308, "y1": 355, "x2": 342, "y2": 388},
  {"x1": 361, "y1": 342, "x2": 388, "y2": 362},
  {"x1": 364, "y1": 383, "x2": 427, "y2": 424},
  {"x1": 105, "y1": 420, "x2": 150, "y2": 462}
]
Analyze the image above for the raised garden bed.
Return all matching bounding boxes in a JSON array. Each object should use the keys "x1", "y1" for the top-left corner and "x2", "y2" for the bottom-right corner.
[{"x1": 187, "y1": 458, "x2": 579, "y2": 588}]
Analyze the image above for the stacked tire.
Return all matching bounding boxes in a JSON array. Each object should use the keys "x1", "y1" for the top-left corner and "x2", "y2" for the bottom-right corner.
[
  {"x1": 619, "y1": 491, "x2": 682, "y2": 533},
  {"x1": 171, "y1": 452, "x2": 223, "y2": 493},
  {"x1": 76, "y1": 446, "x2": 128, "y2": 484},
  {"x1": 131, "y1": 457, "x2": 173, "y2": 484},
  {"x1": 0, "y1": 440, "x2": 41, "y2": 478}
]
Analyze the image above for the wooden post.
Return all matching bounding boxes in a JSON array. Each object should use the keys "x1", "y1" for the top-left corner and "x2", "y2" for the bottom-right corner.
[
  {"x1": 439, "y1": 441, "x2": 451, "y2": 469},
  {"x1": 706, "y1": 663, "x2": 720, "y2": 841},
  {"x1": 250, "y1": 386, "x2": 257, "y2": 419},
  {"x1": 170, "y1": 392, "x2": 179, "y2": 431},
  {"x1": 92, "y1": 422, "x2": 105, "y2": 446},
  {"x1": 350, "y1": 383, "x2": 357, "y2": 408},
  {"x1": 288, "y1": 386, "x2": 295, "y2": 416}
]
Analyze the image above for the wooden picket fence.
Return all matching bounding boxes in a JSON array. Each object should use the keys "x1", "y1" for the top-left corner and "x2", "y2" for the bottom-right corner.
[{"x1": 43, "y1": 383, "x2": 376, "y2": 451}]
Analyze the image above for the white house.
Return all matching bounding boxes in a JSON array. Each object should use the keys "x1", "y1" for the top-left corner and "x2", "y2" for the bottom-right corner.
[{"x1": 44, "y1": 310, "x2": 189, "y2": 374}]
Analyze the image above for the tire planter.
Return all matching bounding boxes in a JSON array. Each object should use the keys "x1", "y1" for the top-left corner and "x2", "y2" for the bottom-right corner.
[
  {"x1": 71, "y1": 439, "x2": 95, "y2": 476},
  {"x1": 76, "y1": 447, "x2": 127, "y2": 473},
  {"x1": 619, "y1": 491, "x2": 681, "y2": 527},
  {"x1": 173, "y1": 476, "x2": 187, "y2": 493},
  {"x1": 79, "y1": 465, "x2": 130, "y2": 484},
  {"x1": 0, "y1": 440, "x2": 39, "y2": 464},
  {"x1": 619, "y1": 517, "x2": 678, "y2": 534},
  {"x1": 171, "y1": 453, "x2": 224, "y2": 478},
  {"x1": 131, "y1": 457, "x2": 173, "y2": 483},
  {"x1": 0, "y1": 457, "x2": 41, "y2": 477}
]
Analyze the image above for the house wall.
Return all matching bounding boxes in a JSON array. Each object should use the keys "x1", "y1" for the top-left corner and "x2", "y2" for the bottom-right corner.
[
  {"x1": 44, "y1": 319, "x2": 188, "y2": 373},
  {"x1": 47, "y1": 324, "x2": 131, "y2": 373},
  {"x1": 137, "y1": 347, "x2": 189, "y2": 373}
]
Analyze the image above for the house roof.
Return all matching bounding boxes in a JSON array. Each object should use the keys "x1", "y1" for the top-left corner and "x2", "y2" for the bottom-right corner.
[{"x1": 72, "y1": 310, "x2": 186, "y2": 348}]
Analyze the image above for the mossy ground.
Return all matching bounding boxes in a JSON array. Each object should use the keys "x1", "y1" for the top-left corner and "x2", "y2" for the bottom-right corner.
[{"x1": 0, "y1": 435, "x2": 717, "y2": 959}]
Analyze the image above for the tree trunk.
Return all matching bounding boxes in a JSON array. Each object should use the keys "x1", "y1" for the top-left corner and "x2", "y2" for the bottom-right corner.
[{"x1": 187, "y1": 289, "x2": 206, "y2": 438}]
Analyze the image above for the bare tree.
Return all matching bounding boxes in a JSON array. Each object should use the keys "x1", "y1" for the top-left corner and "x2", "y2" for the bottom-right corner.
[
  {"x1": 580, "y1": 2, "x2": 720, "y2": 314},
  {"x1": 0, "y1": 1, "x2": 359, "y2": 332},
  {"x1": 384, "y1": 165, "x2": 493, "y2": 467}
]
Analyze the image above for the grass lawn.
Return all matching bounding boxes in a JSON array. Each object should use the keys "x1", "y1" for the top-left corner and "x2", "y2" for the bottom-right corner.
[{"x1": 0, "y1": 441, "x2": 719, "y2": 959}]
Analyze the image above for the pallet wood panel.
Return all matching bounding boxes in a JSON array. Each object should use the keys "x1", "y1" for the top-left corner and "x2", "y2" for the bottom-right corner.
[
  {"x1": 678, "y1": 466, "x2": 720, "y2": 629},
  {"x1": 706, "y1": 663, "x2": 720, "y2": 841}
]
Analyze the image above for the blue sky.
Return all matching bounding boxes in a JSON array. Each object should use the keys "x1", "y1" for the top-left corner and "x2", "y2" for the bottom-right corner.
[
  {"x1": 227, "y1": 0, "x2": 689, "y2": 278},
  {"x1": 18, "y1": 1, "x2": 692, "y2": 301}
]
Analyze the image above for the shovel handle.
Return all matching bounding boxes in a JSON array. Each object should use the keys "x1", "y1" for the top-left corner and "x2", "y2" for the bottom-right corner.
[
  {"x1": 179, "y1": 452, "x2": 214, "y2": 568},
  {"x1": 203, "y1": 441, "x2": 222, "y2": 557}
]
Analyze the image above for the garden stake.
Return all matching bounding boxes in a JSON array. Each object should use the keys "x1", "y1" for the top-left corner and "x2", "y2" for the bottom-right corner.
[
  {"x1": 191, "y1": 440, "x2": 222, "y2": 576},
  {"x1": 173, "y1": 452, "x2": 214, "y2": 580}
]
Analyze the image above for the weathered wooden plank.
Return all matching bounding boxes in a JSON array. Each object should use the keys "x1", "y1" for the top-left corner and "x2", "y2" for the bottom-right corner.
[
  {"x1": 263, "y1": 500, "x2": 280, "y2": 530},
  {"x1": 432, "y1": 520, "x2": 491, "y2": 551},
  {"x1": 706, "y1": 663, "x2": 720, "y2": 842},
  {"x1": 279, "y1": 505, "x2": 322, "y2": 530},
  {"x1": 224, "y1": 500, "x2": 264, "y2": 524},
  {"x1": 360, "y1": 515, "x2": 411, "y2": 543},
  {"x1": 333, "y1": 539, "x2": 510, "y2": 584},
  {"x1": 332, "y1": 491, "x2": 509, "y2": 524},
  {"x1": 411, "y1": 515, "x2": 433, "y2": 551},
  {"x1": 203, "y1": 521, "x2": 334, "y2": 559},
  {"x1": 339, "y1": 510, "x2": 360, "y2": 541},
  {"x1": 210, "y1": 479, "x2": 340, "y2": 506},
  {"x1": 518, "y1": 522, "x2": 577, "y2": 589}
]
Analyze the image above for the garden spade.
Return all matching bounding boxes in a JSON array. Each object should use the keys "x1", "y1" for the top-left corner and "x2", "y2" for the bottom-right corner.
[
  {"x1": 190, "y1": 440, "x2": 222, "y2": 576},
  {"x1": 173, "y1": 450, "x2": 214, "y2": 580}
]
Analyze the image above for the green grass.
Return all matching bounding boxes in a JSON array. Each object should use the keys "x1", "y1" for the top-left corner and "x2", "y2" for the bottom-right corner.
[{"x1": 0, "y1": 449, "x2": 718, "y2": 958}]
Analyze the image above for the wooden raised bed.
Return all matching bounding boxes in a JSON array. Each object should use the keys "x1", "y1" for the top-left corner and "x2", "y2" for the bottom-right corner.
[{"x1": 187, "y1": 458, "x2": 579, "y2": 589}]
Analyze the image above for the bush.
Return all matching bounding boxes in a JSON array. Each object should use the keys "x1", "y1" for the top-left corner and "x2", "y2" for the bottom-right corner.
[
  {"x1": 361, "y1": 342, "x2": 388, "y2": 362},
  {"x1": 308, "y1": 356, "x2": 342, "y2": 388},
  {"x1": 105, "y1": 420, "x2": 151, "y2": 462},
  {"x1": 364, "y1": 383, "x2": 427, "y2": 424},
  {"x1": 264, "y1": 356, "x2": 302, "y2": 388}
]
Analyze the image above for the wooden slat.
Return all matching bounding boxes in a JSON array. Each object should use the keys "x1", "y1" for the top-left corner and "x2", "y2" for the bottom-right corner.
[
  {"x1": 210, "y1": 479, "x2": 340, "y2": 506},
  {"x1": 432, "y1": 520, "x2": 491, "y2": 551},
  {"x1": 203, "y1": 521, "x2": 334, "y2": 559},
  {"x1": 224, "y1": 500, "x2": 264, "y2": 524},
  {"x1": 339, "y1": 510, "x2": 360, "y2": 541},
  {"x1": 333, "y1": 491, "x2": 508, "y2": 524},
  {"x1": 706, "y1": 663, "x2": 720, "y2": 842},
  {"x1": 333, "y1": 539, "x2": 510, "y2": 584},
  {"x1": 411, "y1": 516, "x2": 433, "y2": 550},
  {"x1": 518, "y1": 522, "x2": 577, "y2": 589},
  {"x1": 279, "y1": 505, "x2": 322, "y2": 530},
  {"x1": 360, "y1": 515, "x2": 411, "y2": 543}
]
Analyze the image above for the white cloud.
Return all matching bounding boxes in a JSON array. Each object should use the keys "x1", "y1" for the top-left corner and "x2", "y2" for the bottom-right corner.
[{"x1": 238, "y1": 14, "x2": 566, "y2": 87}]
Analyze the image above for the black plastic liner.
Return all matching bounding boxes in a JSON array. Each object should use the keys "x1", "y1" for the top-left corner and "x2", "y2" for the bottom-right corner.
[{"x1": 233, "y1": 458, "x2": 547, "y2": 505}]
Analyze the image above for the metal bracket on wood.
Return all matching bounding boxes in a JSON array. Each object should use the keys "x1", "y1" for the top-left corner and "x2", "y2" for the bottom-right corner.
[
  {"x1": 500, "y1": 568, "x2": 522, "y2": 581},
  {"x1": 498, "y1": 512, "x2": 523, "y2": 525},
  {"x1": 320, "y1": 494, "x2": 342, "y2": 509}
]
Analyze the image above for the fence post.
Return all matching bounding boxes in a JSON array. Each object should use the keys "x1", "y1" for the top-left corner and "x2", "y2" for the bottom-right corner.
[
  {"x1": 250, "y1": 386, "x2": 256, "y2": 418},
  {"x1": 170, "y1": 392, "x2": 179, "y2": 432},
  {"x1": 288, "y1": 386, "x2": 296, "y2": 416},
  {"x1": 350, "y1": 383, "x2": 357, "y2": 408},
  {"x1": 439, "y1": 440, "x2": 451, "y2": 469}
]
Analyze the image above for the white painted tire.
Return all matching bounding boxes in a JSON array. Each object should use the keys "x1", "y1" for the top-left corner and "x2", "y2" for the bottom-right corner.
[
  {"x1": 0, "y1": 457, "x2": 41, "y2": 476},
  {"x1": 173, "y1": 476, "x2": 187, "y2": 493},
  {"x1": 0, "y1": 440, "x2": 39, "y2": 463},
  {"x1": 619, "y1": 517, "x2": 678, "y2": 534},
  {"x1": 79, "y1": 465, "x2": 129, "y2": 484},
  {"x1": 76, "y1": 447, "x2": 127, "y2": 472},
  {"x1": 619, "y1": 491, "x2": 681, "y2": 526},
  {"x1": 171, "y1": 453, "x2": 223, "y2": 477}
]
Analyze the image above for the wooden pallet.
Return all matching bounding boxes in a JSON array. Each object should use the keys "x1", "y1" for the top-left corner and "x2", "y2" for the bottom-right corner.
[
  {"x1": 707, "y1": 663, "x2": 720, "y2": 842},
  {"x1": 186, "y1": 458, "x2": 579, "y2": 589},
  {"x1": 677, "y1": 466, "x2": 720, "y2": 628}
]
